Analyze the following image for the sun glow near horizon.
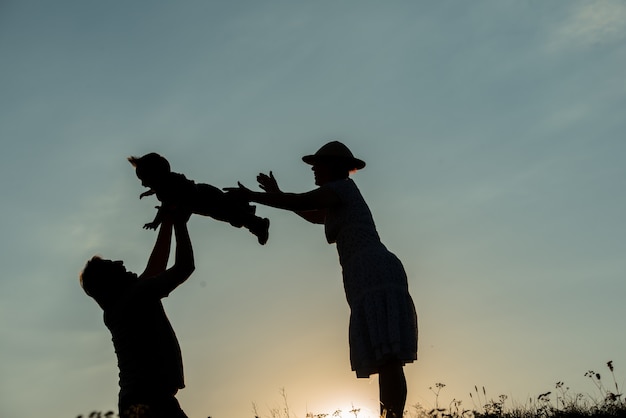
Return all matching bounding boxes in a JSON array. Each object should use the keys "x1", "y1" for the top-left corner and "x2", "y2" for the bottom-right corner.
[
  {"x1": 304, "y1": 400, "x2": 378, "y2": 418},
  {"x1": 246, "y1": 386, "x2": 381, "y2": 418}
]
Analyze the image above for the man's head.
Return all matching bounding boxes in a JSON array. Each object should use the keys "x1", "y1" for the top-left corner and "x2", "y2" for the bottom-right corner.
[
  {"x1": 128, "y1": 153, "x2": 171, "y2": 188},
  {"x1": 80, "y1": 256, "x2": 137, "y2": 308}
]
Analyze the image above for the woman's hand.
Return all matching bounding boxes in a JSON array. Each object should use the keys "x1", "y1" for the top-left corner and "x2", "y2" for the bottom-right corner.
[
  {"x1": 223, "y1": 182, "x2": 252, "y2": 200},
  {"x1": 257, "y1": 171, "x2": 281, "y2": 193}
]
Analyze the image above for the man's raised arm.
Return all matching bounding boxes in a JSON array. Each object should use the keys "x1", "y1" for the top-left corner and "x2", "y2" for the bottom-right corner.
[
  {"x1": 139, "y1": 210, "x2": 195, "y2": 296},
  {"x1": 168, "y1": 217, "x2": 195, "y2": 286},
  {"x1": 140, "y1": 219, "x2": 174, "y2": 279}
]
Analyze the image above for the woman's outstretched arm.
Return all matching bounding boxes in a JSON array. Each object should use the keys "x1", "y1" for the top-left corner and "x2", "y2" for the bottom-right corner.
[
  {"x1": 295, "y1": 208, "x2": 326, "y2": 224},
  {"x1": 256, "y1": 171, "x2": 324, "y2": 224},
  {"x1": 250, "y1": 186, "x2": 338, "y2": 212},
  {"x1": 226, "y1": 177, "x2": 339, "y2": 214}
]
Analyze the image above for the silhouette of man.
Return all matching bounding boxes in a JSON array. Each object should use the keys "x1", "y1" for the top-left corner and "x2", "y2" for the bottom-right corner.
[{"x1": 80, "y1": 208, "x2": 194, "y2": 418}]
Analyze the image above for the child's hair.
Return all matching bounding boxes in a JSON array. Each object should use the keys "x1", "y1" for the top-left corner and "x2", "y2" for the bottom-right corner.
[{"x1": 128, "y1": 153, "x2": 171, "y2": 180}]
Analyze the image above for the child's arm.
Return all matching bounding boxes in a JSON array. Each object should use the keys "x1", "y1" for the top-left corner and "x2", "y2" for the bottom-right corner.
[
  {"x1": 144, "y1": 206, "x2": 164, "y2": 230},
  {"x1": 143, "y1": 175, "x2": 189, "y2": 230},
  {"x1": 140, "y1": 189, "x2": 156, "y2": 199},
  {"x1": 141, "y1": 186, "x2": 171, "y2": 230},
  {"x1": 137, "y1": 188, "x2": 161, "y2": 229}
]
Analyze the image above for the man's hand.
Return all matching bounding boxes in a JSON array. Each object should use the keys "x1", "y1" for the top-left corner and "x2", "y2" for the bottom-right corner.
[
  {"x1": 140, "y1": 205, "x2": 194, "y2": 284},
  {"x1": 171, "y1": 207, "x2": 192, "y2": 224},
  {"x1": 159, "y1": 205, "x2": 192, "y2": 225}
]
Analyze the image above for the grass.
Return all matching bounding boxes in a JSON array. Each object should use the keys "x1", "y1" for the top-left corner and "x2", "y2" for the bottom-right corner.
[
  {"x1": 405, "y1": 361, "x2": 624, "y2": 418},
  {"x1": 77, "y1": 361, "x2": 625, "y2": 418}
]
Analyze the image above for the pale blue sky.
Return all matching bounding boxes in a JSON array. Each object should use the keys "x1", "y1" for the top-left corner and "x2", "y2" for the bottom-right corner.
[{"x1": 1, "y1": 1, "x2": 625, "y2": 417}]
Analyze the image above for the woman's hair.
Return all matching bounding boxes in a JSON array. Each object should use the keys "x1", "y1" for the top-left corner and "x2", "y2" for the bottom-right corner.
[{"x1": 329, "y1": 163, "x2": 351, "y2": 180}]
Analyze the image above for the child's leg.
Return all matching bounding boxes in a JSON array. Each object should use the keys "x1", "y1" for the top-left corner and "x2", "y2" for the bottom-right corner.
[
  {"x1": 195, "y1": 184, "x2": 269, "y2": 243},
  {"x1": 194, "y1": 183, "x2": 252, "y2": 226},
  {"x1": 242, "y1": 214, "x2": 270, "y2": 245},
  {"x1": 379, "y1": 359, "x2": 407, "y2": 418}
]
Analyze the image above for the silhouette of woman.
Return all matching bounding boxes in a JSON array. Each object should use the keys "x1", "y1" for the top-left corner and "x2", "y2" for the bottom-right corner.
[{"x1": 228, "y1": 141, "x2": 418, "y2": 418}]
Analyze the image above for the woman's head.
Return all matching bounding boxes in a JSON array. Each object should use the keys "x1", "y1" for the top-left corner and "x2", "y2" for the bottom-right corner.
[
  {"x1": 303, "y1": 141, "x2": 365, "y2": 185},
  {"x1": 311, "y1": 163, "x2": 349, "y2": 186}
]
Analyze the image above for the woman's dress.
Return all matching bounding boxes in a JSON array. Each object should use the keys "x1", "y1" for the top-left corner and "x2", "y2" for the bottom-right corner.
[{"x1": 323, "y1": 178, "x2": 418, "y2": 377}]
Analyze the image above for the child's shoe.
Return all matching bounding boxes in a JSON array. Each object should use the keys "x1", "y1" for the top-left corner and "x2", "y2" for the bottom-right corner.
[{"x1": 249, "y1": 217, "x2": 270, "y2": 245}]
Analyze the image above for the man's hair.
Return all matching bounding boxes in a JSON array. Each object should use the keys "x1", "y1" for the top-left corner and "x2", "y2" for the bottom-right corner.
[
  {"x1": 128, "y1": 153, "x2": 171, "y2": 179},
  {"x1": 80, "y1": 256, "x2": 115, "y2": 307}
]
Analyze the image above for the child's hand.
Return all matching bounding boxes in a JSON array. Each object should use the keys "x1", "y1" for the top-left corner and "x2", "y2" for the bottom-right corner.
[
  {"x1": 257, "y1": 171, "x2": 281, "y2": 193},
  {"x1": 144, "y1": 205, "x2": 163, "y2": 230},
  {"x1": 143, "y1": 221, "x2": 159, "y2": 230}
]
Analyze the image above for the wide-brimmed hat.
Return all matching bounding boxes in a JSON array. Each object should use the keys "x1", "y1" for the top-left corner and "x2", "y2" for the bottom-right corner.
[{"x1": 302, "y1": 141, "x2": 366, "y2": 170}]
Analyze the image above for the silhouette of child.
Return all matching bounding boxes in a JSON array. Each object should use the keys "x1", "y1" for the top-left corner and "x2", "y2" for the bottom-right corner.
[{"x1": 129, "y1": 152, "x2": 269, "y2": 244}]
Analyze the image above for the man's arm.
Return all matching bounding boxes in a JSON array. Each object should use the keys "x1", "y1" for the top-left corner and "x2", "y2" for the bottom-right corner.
[
  {"x1": 167, "y1": 219, "x2": 195, "y2": 286},
  {"x1": 139, "y1": 218, "x2": 173, "y2": 279},
  {"x1": 150, "y1": 217, "x2": 195, "y2": 296},
  {"x1": 138, "y1": 211, "x2": 195, "y2": 297}
]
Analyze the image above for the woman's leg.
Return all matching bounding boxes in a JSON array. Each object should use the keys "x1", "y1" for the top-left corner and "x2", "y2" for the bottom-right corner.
[{"x1": 378, "y1": 360, "x2": 407, "y2": 417}]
